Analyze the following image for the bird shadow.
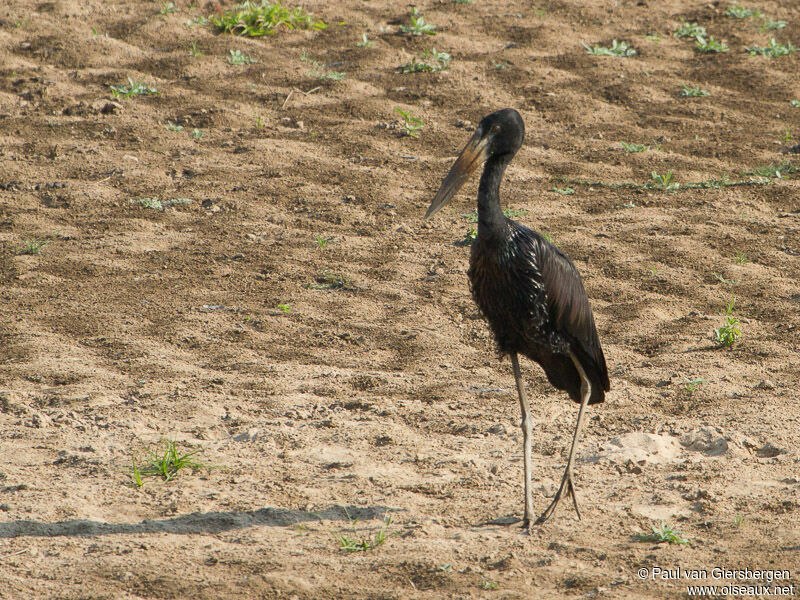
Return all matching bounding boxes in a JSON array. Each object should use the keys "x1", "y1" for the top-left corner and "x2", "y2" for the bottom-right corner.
[
  {"x1": 0, "y1": 504, "x2": 399, "y2": 538},
  {"x1": 475, "y1": 515, "x2": 522, "y2": 527}
]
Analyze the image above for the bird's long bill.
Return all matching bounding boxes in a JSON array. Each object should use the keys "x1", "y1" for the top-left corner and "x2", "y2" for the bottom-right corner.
[{"x1": 424, "y1": 131, "x2": 489, "y2": 219}]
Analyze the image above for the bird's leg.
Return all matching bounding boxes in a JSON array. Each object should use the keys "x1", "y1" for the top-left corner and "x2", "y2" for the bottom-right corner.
[
  {"x1": 510, "y1": 353, "x2": 534, "y2": 531},
  {"x1": 536, "y1": 352, "x2": 591, "y2": 525}
]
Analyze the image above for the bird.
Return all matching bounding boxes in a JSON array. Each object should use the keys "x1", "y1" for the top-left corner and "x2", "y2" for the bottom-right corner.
[{"x1": 424, "y1": 108, "x2": 610, "y2": 529}]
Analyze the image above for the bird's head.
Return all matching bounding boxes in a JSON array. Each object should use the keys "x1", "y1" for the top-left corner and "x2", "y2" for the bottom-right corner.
[{"x1": 425, "y1": 108, "x2": 524, "y2": 219}]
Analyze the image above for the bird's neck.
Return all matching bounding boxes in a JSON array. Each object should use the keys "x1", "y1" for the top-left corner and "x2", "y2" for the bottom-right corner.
[{"x1": 477, "y1": 154, "x2": 510, "y2": 238}]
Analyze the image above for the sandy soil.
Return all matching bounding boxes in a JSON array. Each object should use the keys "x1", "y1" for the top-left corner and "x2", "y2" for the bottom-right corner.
[{"x1": 1, "y1": 0, "x2": 799, "y2": 598}]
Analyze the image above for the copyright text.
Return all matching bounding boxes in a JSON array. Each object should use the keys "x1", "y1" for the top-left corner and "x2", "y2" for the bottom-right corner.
[{"x1": 637, "y1": 567, "x2": 795, "y2": 597}]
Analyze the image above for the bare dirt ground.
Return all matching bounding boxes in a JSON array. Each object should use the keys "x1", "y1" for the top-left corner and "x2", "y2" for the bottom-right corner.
[{"x1": 1, "y1": 0, "x2": 799, "y2": 598}]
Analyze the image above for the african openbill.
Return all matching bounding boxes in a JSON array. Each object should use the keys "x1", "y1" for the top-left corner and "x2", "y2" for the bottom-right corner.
[{"x1": 424, "y1": 108, "x2": 610, "y2": 529}]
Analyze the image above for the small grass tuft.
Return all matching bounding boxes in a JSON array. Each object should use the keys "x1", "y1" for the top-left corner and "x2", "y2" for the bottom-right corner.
[
  {"x1": 683, "y1": 377, "x2": 705, "y2": 393},
  {"x1": 159, "y1": 2, "x2": 177, "y2": 15},
  {"x1": 503, "y1": 208, "x2": 529, "y2": 219},
  {"x1": 481, "y1": 579, "x2": 499, "y2": 590},
  {"x1": 550, "y1": 187, "x2": 575, "y2": 195},
  {"x1": 277, "y1": 303, "x2": 291, "y2": 314},
  {"x1": 165, "y1": 121, "x2": 184, "y2": 131},
  {"x1": 185, "y1": 15, "x2": 208, "y2": 28},
  {"x1": 133, "y1": 439, "x2": 208, "y2": 483},
  {"x1": 649, "y1": 171, "x2": 679, "y2": 191},
  {"x1": 462, "y1": 226, "x2": 478, "y2": 244},
  {"x1": 620, "y1": 142, "x2": 650, "y2": 153},
  {"x1": 726, "y1": 3, "x2": 761, "y2": 19},
  {"x1": 761, "y1": 19, "x2": 787, "y2": 31},
  {"x1": 400, "y1": 8, "x2": 436, "y2": 36},
  {"x1": 130, "y1": 458, "x2": 144, "y2": 487},
  {"x1": 188, "y1": 39, "x2": 203, "y2": 57},
  {"x1": 743, "y1": 161, "x2": 797, "y2": 179},
  {"x1": 17, "y1": 237, "x2": 50, "y2": 255},
  {"x1": 228, "y1": 49, "x2": 258, "y2": 64},
  {"x1": 394, "y1": 107, "x2": 424, "y2": 138},
  {"x1": 582, "y1": 40, "x2": 635, "y2": 57},
  {"x1": 674, "y1": 21, "x2": 706, "y2": 39},
  {"x1": 211, "y1": 1, "x2": 327, "y2": 36},
  {"x1": 638, "y1": 521, "x2": 690, "y2": 545},
  {"x1": 712, "y1": 272, "x2": 740, "y2": 286},
  {"x1": 314, "y1": 235, "x2": 332, "y2": 248},
  {"x1": 695, "y1": 36, "x2": 728, "y2": 53},
  {"x1": 746, "y1": 38, "x2": 796, "y2": 57},
  {"x1": 335, "y1": 516, "x2": 397, "y2": 552},
  {"x1": 301, "y1": 51, "x2": 345, "y2": 81},
  {"x1": 109, "y1": 77, "x2": 159, "y2": 99},
  {"x1": 733, "y1": 250, "x2": 748, "y2": 264},
  {"x1": 399, "y1": 48, "x2": 450, "y2": 73},
  {"x1": 714, "y1": 295, "x2": 742, "y2": 348},
  {"x1": 356, "y1": 33, "x2": 373, "y2": 48},
  {"x1": 681, "y1": 84, "x2": 710, "y2": 97},
  {"x1": 131, "y1": 197, "x2": 164, "y2": 210}
]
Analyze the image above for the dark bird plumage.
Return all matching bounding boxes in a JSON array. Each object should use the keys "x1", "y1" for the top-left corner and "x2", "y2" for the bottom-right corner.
[
  {"x1": 469, "y1": 223, "x2": 609, "y2": 405},
  {"x1": 425, "y1": 108, "x2": 610, "y2": 528}
]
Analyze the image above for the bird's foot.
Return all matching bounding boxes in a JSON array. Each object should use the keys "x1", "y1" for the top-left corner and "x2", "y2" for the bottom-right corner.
[
  {"x1": 535, "y1": 469, "x2": 581, "y2": 525},
  {"x1": 522, "y1": 517, "x2": 534, "y2": 535}
]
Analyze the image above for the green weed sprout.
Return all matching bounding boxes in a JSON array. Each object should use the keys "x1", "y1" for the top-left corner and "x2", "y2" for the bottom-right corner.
[
  {"x1": 714, "y1": 296, "x2": 742, "y2": 347},
  {"x1": 211, "y1": 1, "x2": 327, "y2": 36}
]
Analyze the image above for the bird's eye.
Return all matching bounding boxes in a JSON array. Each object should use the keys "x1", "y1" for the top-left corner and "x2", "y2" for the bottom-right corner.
[{"x1": 491, "y1": 124, "x2": 501, "y2": 133}]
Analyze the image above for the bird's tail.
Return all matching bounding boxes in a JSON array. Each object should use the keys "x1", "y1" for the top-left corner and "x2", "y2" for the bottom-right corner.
[{"x1": 539, "y1": 351, "x2": 606, "y2": 406}]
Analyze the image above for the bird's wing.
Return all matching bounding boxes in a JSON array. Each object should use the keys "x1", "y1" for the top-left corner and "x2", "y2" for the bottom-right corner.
[{"x1": 525, "y1": 230, "x2": 610, "y2": 392}]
